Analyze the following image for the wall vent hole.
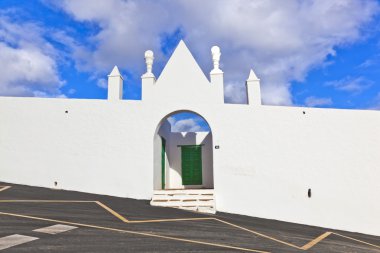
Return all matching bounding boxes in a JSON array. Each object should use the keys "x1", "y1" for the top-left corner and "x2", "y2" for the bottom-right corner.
[{"x1": 308, "y1": 188, "x2": 311, "y2": 198}]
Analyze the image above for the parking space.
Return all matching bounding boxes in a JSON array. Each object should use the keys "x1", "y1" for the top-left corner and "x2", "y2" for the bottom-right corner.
[{"x1": 0, "y1": 183, "x2": 379, "y2": 252}]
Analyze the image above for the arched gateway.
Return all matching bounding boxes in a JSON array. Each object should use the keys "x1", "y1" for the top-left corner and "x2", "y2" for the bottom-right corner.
[
  {"x1": 153, "y1": 111, "x2": 214, "y2": 190},
  {"x1": 151, "y1": 111, "x2": 215, "y2": 213}
]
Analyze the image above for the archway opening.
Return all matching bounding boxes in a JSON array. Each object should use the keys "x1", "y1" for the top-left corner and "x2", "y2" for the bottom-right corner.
[{"x1": 153, "y1": 111, "x2": 213, "y2": 190}]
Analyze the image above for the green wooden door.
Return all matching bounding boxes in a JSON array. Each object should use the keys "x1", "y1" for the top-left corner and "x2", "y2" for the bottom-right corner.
[
  {"x1": 181, "y1": 145, "x2": 202, "y2": 185},
  {"x1": 161, "y1": 137, "x2": 166, "y2": 189}
]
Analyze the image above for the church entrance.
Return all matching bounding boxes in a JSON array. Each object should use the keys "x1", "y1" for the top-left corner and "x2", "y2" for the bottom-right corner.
[
  {"x1": 153, "y1": 110, "x2": 213, "y2": 190},
  {"x1": 152, "y1": 110, "x2": 215, "y2": 213}
]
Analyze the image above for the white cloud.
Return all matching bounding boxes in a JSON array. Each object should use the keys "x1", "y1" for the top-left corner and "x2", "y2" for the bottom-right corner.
[
  {"x1": 55, "y1": 0, "x2": 177, "y2": 74},
  {"x1": 0, "y1": 15, "x2": 64, "y2": 97},
  {"x1": 325, "y1": 76, "x2": 372, "y2": 94},
  {"x1": 358, "y1": 58, "x2": 376, "y2": 69},
  {"x1": 56, "y1": 0, "x2": 379, "y2": 105},
  {"x1": 96, "y1": 78, "x2": 107, "y2": 89},
  {"x1": 304, "y1": 96, "x2": 333, "y2": 107},
  {"x1": 224, "y1": 82, "x2": 247, "y2": 104},
  {"x1": 168, "y1": 117, "x2": 202, "y2": 132},
  {"x1": 166, "y1": 116, "x2": 176, "y2": 126}
]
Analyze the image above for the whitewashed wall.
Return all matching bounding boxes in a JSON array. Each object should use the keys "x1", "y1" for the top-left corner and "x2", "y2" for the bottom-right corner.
[
  {"x1": 0, "y1": 97, "x2": 155, "y2": 199},
  {"x1": 1, "y1": 41, "x2": 380, "y2": 236},
  {"x1": 1, "y1": 96, "x2": 379, "y2": 235},
  {"x1": 213, "y1": 105, "x2": 380, "y2": 236},
  {"x1": 154, "y1": 119, "x2": 171, "y2": 190}
]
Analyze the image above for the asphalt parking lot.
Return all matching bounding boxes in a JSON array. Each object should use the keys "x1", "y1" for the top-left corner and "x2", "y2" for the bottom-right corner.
[{"x1": 0, "y1": 183, "x2": 379, "y2": 253}]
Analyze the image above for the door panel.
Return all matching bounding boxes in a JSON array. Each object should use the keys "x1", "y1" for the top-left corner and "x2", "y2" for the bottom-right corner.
[
  {"x1": 181, "y1": 145, "x2": 202, "y2": 185},
  {"x1": 161, "y1": 138, "x2": 166, "y2": 189}
]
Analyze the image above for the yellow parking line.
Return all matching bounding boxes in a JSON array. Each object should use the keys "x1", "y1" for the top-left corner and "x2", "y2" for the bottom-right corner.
[
  {"x1": 128, "y1": 217, "x2": 215, "y2": 223},
  {"x1": 0, "y1": 200, "x2": 212, "y2": 224},
  {"x1": 217, "y1": 219, "x2": 380, "y2": 251},
  {"x1": 216, "y1": 218, "x2": 302, "y2": 249},
  {"x1": 301, "y1": 232, "x2": 332, "y2": 250},
  {"x1": 95, "y1": 201, "x2": 129, "y2": 223},
  {"x1": 95, "y1": 201, "x2": 214, "y2": 224},
  {"x1": 1, "y1": 199, "x2": 379, "y2": 251},
  {"x1": 0, "y1": 200, "x2": 93, "y2": 203},
  {"x1": 333, "y1": 232, "x2": 380, "y2": 249},
  {"x1": 0, "y1": 211, "x2": 270, "y2": 253}
]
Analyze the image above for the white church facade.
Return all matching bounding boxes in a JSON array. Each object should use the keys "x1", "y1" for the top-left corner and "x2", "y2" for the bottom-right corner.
[{"x1": 0, "y1": 41, "x2": 379, "y2": 236}]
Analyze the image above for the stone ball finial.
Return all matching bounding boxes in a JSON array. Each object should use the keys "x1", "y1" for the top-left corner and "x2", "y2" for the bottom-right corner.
[
  {"x1": 144, "y1": 50, "x2": 154, "y2": 74},
  {"x1": 211, "y1": 46, "x2": 221, "y2": 71},
  {"x1": 211, "y1": 46, "x2": 221, "y2": 56},
  {"x1": 145, "y1": 50, "x2": 154, "y2": 59}
]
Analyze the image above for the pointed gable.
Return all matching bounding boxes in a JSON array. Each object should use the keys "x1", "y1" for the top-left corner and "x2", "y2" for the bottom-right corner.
[
  {"x1": 157, "y1": 40, "x2": 209, "y2": 84},
  {"x1": 154, "y1": 40, "x2": 218, "y2": 105}
]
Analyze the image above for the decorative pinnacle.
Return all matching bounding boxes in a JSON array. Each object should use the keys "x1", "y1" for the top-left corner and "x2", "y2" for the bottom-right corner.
[
  {"x1": 211, "y1": 46, "x2": 221, "y2": 72},
  {"x1": 109, "y1": 65, "x2": 121, "y2": 77},
  {"x1": 247, "y1": 69, "x2": 260, "y2": 81},
  {"x1": 144, "y1": 50, "x2": 154, "y2": 75}
]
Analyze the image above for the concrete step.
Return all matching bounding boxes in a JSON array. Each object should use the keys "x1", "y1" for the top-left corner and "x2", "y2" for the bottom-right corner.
[
  {"x1": 150, "y1": 189, "x2": 216, "y2": 214},
  {"x1": 152, "y1": 195, "x2": 213, "y2": 201}
]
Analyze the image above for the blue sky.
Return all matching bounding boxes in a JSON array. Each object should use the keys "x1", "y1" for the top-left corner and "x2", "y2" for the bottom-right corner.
[{"x1": 1, "y1": 0, "x2": 380, "y2": 131}]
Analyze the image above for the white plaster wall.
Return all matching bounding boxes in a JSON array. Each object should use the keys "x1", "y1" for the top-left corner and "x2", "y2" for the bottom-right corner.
[
  {"x1": 154, "y1": 120, "x2": 171, "y2": 190},
  {"x1": 1, "y1": 96, "x2": 380, "y2": 236},
  {"x1": 153, "y1": 134, "x2": 162, "y2": 190},
  {"x1": 0, "y1": 96, "x2": 219, "y2": 199},
  {"x1": 201, "y1": 133, "x2": 213, "y2": 188},
  {"x1": 0, "y1": 97, "x2": 155, "y2": 199},
  {"x1": 212, "y1": 105, "x2": 380, "y2": 236}
]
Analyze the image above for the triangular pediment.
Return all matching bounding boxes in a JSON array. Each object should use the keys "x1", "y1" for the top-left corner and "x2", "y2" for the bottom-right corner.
[{"x1": 156, "y1": 40, "x2": 210, "y2": 85}]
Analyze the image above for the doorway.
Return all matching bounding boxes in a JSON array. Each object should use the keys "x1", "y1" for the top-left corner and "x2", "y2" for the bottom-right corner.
[{"x1": 153, "y1": 111, "x2": 213, "y2": 190}]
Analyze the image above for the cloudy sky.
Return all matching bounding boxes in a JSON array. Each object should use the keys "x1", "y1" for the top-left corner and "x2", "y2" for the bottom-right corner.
[{"x1": 1, "y1": 0, "x2": 380, "y2": 130}]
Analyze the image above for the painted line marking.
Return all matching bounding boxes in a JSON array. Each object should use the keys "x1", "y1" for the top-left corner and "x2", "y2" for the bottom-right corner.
[
  {"x1": 0, "y1": 234, "x2": 38, "y2": 251},
  {"x1": 0, "y1": 186, "x2": 11, "y2": 193},
  {"x1": 0, "y1": 200, "x2": 210, "y2": 224},
  {"x1": 33, "y1": 224, "x2": 78, "y2": 235},
  {"x1": 216, "y1": 218, "x2": 302, "y2": 249},
  {"x1": 95, "y1": 201, "x2": 129, "y2": 222},
  {"x1": 0, "y1": 200, "x2": 93, "y2": 203},
  {"x1": 0, "y1": 212, "x2": 269, "y2": 253},
  {"x1": 128, "y1": 217, "x2": 215, "y2": 223},
  {"x1": 1, "y1": 200, "x2": 379, "y2": 251},
  {"x1": 334, "y1": 232, "x2": 380, "y2": 250},
  {"x1": 301, "y1": 232, "x2": 332, "y2": 250}
]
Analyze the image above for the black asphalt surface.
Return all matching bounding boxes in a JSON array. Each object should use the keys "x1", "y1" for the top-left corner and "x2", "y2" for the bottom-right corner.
[{"x1": 0, "y1": 182, "x2": 379, "y2": 253}]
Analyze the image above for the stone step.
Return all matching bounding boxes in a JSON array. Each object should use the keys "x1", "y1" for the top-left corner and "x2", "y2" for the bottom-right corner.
[
  {"x1": 151, "y1": 200, "x2": 215, "y2": 207},
  {"x1": 150, "y1": 189, "x2": 215, "y2": 214},
  {"x1": 152, "y1": 195, "x2": 213, "y2": 201},
  {"x1": 153, "y1": 189, "x2": 214, "y2": 195}
]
